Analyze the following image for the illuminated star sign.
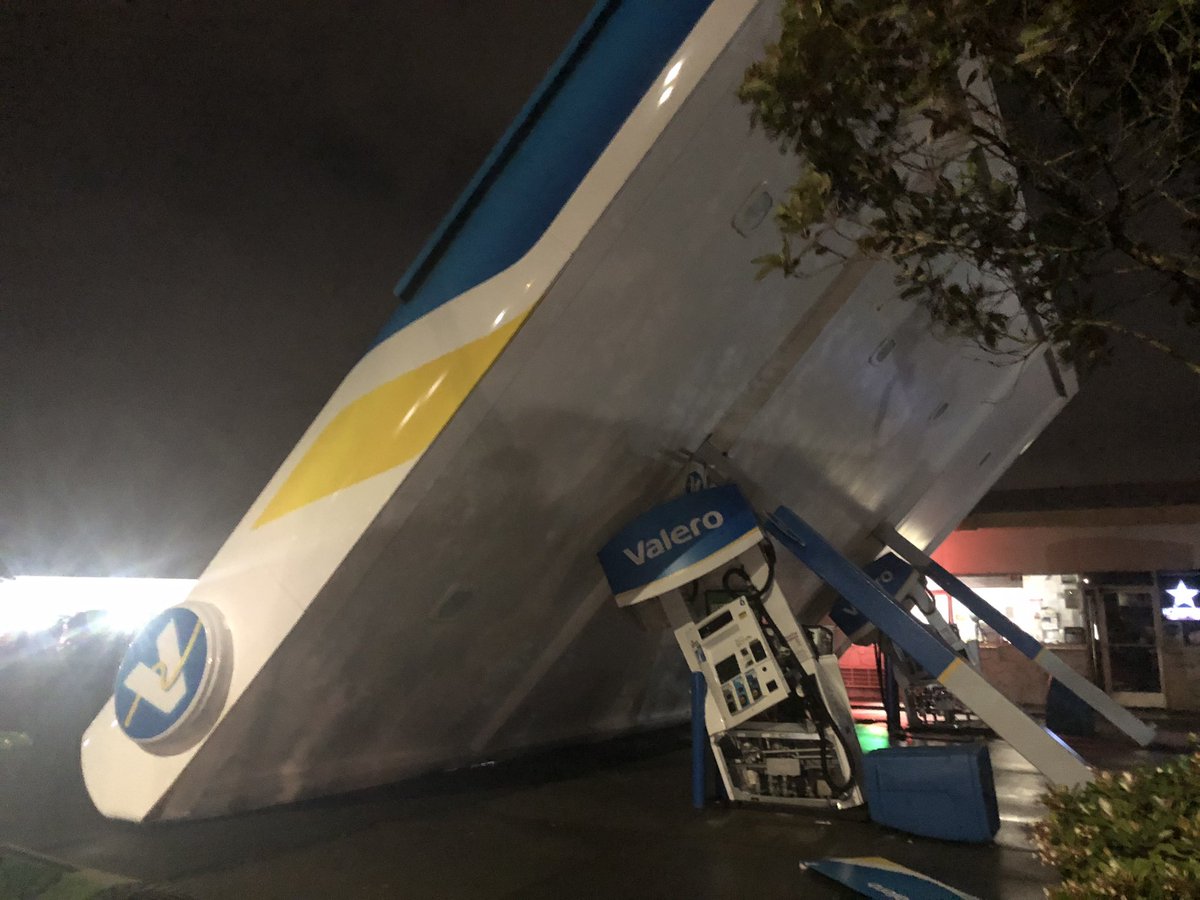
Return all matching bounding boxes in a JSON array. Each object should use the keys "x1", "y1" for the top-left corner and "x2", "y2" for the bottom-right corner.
[{"x1": 1163, "y1": 580, "x2": 1200, "y2": 621}]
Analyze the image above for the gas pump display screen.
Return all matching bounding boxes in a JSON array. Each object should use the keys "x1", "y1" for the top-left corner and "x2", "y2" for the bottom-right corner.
[
  {"x1": 698, "y1": 609, "x2": 733, "y2": 640},
  {"x1": 715, "y1": 654, "x2": 741, "y2": 683}
]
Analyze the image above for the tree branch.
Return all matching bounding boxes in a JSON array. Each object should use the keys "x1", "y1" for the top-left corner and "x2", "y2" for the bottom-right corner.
[{"x1": 1074, "y1": 318, "x2": 1200, "y2": 376}]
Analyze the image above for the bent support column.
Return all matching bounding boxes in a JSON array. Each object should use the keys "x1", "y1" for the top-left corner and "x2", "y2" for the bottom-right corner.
[
  {"x1": 767, "y1": 508, "x2": 1092, "y2": 788},
  {"x1": 877, "y1": 524, "x2": 1157, "y2": 748}
]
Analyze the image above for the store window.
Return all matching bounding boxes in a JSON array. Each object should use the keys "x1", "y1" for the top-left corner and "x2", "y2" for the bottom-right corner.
[{"x1": 927, "y1": 574, "x2": 1087, "y2": 648}]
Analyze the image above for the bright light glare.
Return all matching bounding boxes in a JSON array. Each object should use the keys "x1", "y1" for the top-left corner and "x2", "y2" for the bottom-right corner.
[
  {"x1": 424, "y1": 372, "x2": 447, "y2": 399},
  {"x1": 658, "y1": 85, "x2": 674, "y2": 107},
  {"x1": 0, "y1": 576, "x2": 196, "y2": 636},
  {"x1": 664, "y1": 59, "x2": 683, "y2": 86}
]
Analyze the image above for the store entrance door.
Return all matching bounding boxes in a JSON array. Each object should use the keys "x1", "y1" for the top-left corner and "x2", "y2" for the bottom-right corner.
[{"x1": 1087, "y1": 584, "x2": 1165, "y2": 708}]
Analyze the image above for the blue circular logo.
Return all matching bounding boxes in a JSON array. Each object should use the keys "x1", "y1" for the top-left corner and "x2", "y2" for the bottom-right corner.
[{"x1": 115, "y1": 606, "x2": 215, "y2": 744}]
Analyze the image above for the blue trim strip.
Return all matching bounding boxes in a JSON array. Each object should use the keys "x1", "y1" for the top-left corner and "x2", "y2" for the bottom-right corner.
[
  {"x1": 389, "y1": 0, "x2": 618, "y2": 308},
  {"x1": 766, "y1": 507, "x2": 958, "y2": 678},
  {"x1": 377, "y1": 0, "x2": 716, "y2": 344}
]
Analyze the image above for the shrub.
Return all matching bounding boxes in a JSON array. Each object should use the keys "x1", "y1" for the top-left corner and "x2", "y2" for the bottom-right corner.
[{"x1": 1031, "y1": 750, "x2": 1200, "y2": 898}]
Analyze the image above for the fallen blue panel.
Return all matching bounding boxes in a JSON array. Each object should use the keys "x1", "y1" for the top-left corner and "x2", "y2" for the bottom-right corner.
[
  {"x1": 803, "y1": 857, "x2": 980, "y2": 899},
  {"x1": 862, "y1": 743, "x2": 1000, "y2": 843}
]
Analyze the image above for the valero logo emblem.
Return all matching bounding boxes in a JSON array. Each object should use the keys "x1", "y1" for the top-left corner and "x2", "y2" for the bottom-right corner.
[
  {"x1": 598, "y1": 484, "x2": 759, "y2": 599},
  {"x1": 114, "y1": 604, "x2": 224, "y2": 745}
]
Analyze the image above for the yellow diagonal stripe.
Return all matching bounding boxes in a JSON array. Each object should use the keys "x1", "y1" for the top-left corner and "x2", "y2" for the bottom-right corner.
[
  {"x1": 255, "y1": 315, "x2": 527, "y2": 527},
  {"x1": 938, "y1": 657, "x2": 964, "y2": 683}
]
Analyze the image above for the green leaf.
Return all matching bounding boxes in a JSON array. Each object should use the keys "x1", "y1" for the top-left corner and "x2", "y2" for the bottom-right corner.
[
  {"x1": 752, "y1": 254, "x2": 785, "y2": 281},
  {"x1": 738, "y1": 0, "x2": 1200, "y2": 380}
]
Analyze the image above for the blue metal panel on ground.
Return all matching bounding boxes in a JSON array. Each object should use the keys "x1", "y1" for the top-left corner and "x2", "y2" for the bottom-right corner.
[
  {"x1": 862, "y1": 744, "x2": 1000, "y2": 843},
  {"x1": 803, "y1": 857, "x2": 980, "y2": 899}
]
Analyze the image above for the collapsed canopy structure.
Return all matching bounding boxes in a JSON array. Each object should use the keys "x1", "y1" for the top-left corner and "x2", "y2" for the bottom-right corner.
[{"x1": 82, "y1": 0, "x2": 1075, "y2": 821}]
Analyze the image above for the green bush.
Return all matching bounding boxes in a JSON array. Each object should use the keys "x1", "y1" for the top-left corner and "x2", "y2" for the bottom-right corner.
[{"x1": 1032, "y1": 751, "x2": 1200, "y2": 898}]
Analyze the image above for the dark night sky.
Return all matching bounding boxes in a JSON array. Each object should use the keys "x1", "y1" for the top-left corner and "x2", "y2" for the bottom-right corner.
[{"x1": 2, "y1": 1, "x2": 1197, "y2": 578}]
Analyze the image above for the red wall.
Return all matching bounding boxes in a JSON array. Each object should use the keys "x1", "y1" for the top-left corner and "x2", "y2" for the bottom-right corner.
[{"x1": 933, "y1": 523, "x2": 1200, "y2": 574}]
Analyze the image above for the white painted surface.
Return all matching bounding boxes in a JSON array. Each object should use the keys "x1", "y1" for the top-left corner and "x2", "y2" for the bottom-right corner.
[{"x1": 941, "y1": 662, "x2": 1092, "y2": 788}]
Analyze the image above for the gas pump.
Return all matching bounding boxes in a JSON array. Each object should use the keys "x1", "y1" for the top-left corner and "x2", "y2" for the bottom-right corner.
[{"x1": 598, "y1": 483, "x2": 863, "y2": 810}]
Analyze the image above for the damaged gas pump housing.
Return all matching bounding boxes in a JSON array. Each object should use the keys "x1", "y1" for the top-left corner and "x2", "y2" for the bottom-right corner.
[{"x1": 598, "y1": 483, "x2": 863, "y2": 809}]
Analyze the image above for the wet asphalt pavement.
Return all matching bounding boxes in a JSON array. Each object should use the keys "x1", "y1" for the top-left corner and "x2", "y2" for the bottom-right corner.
[{"x1": 0, "y1": 641, "x2": 1139, "y2": 899}]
